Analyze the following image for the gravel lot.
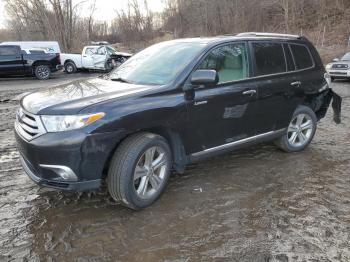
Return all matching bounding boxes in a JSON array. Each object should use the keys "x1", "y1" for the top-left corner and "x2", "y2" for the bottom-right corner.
[{"x1": 0, "y1": 74, "x2": 349, "y2": 262}]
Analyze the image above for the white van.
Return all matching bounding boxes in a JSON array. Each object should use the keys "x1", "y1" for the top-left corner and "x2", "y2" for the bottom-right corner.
[{"x1": 0, "y1": 41, "x2": 61, "y2": 54}]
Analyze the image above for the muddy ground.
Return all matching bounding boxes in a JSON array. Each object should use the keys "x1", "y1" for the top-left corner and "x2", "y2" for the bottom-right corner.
[{"x1": 0, "y1": 74, "x2": 349, "y2": 262}]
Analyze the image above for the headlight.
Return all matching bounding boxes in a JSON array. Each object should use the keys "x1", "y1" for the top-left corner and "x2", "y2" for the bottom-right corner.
[
  {"x1": 41, "y1": 112, "x2": 105, "y2": 132},
  {"x1": 325, "y1": 64, "x2": 332, "y2": 70}
]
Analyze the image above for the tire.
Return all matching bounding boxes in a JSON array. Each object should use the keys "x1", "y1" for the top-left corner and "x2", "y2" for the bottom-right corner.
[
  {"x1": 64, "y1": 61, "x2": 77, "y2": 74},
  {"x1": 34, "y1": 65, "x2": 51, "y2": 80},
  {"x1": 275, "y1": 105, "x2": 317, "y2": 152},
  {"x1": 331, "y1": 77, "x2": 335, "y2": 82},
  {"x1": 107, "y1": 132, "x2": 172, "y2": 210}
]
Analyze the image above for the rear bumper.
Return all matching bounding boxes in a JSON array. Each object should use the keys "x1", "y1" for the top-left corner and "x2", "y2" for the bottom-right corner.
[{"x1": 51, "y1": 64, "x2": 63, "y2": 72}]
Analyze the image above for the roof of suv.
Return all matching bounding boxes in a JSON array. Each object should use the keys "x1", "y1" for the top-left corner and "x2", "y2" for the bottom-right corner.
[{"x1": 170, "y1": 32, "x2": 305, "y2": 45}]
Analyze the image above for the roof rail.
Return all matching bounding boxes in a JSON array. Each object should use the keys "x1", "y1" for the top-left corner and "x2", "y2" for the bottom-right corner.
[{"x1": 236, "y1": 32, "x2": 300, "y2": 39}]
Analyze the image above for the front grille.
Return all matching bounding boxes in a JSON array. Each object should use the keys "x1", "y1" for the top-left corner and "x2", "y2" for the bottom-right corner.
[
  {"x1": 332, "y1": 64, "x2": 349, "y2": 70},
  {"x1": 15, "y1": 108, "x2": 46, "y2": 141},
  {"x1": 330, "y1": 71, "x2": 347, "y2": 75}
]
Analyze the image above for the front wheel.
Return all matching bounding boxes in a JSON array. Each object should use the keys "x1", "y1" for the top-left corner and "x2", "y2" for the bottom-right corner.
[
  {"x1": 34, "y1": 65, "x2": 51, "y2": 80},
  {"x1": 275, "y1": 105, "x2": 317, "y2": 152},
  {"x1": 107, "y1": 132, "x2": 172, "y2": 210}
]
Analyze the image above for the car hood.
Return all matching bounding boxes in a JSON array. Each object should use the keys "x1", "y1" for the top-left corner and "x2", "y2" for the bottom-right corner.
[
  {"x1": 21, "y1": 78, "x2": 152, "y2": 115},
  {"x1": 327, "y1": 61, "x2": 350, "y2": 67}
]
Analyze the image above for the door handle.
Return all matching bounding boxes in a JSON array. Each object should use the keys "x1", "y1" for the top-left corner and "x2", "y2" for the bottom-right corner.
[
  {"x1": 242, "y1": 90, "x2": 256, "y2": 96},
  {"x1": 290, "y1": 81, "x2": 302, "y2": 87}
]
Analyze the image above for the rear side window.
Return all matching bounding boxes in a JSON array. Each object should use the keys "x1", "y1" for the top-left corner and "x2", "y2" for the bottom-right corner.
[
  {"x1": 290, "y1": 44, "x2": 313, "y2": 69},
  {"x1": 0, "y1": 46, "x2": 19, "y2": 55},
  {"x1": 283, "y1": 44, "x2": 295, "y2": 71},
  {"x1": 252, "y1": 43, "x2": 286, "y2": 76}
]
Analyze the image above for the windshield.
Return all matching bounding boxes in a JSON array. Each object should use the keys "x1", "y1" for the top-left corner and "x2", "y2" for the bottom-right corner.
[
  {"x1": 109, "y1": 41, "x2": 206, "y2": 85},
  {"x1": 341, "y1": 52, "x2": 350, "y2": 61}
]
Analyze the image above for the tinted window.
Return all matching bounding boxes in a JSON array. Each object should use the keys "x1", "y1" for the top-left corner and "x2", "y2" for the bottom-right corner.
[
  {"x1": 290, "y1": 44, "x2": 313, "y2": 69},
  {"x1": 29, "y1": 50, "x2": 45, "y2": 54},
  {"x1": 199, "y1": 43, "x2": 249, "y2": 83},
  {"x1": 253, "y1": 43, "x2": 286, "y2": 76},
  {"x1": 283, "y1": 44, "x2": 295, "y2": 71},
  {"x1": 0, "y1": 46, "x2": 19, "y2": 55}
]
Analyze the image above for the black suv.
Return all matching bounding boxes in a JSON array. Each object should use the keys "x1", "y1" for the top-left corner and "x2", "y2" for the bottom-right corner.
[{"x1": 15, "y1": 33, "x2": 341, "y2": 209}]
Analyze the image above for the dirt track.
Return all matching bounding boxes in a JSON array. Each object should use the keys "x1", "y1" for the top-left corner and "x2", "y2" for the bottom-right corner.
[{"x1": 0, "y1": 75, "x2": 349, "y2": 262}]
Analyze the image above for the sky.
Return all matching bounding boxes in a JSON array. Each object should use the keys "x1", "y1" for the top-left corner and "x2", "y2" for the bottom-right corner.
[{"x1": 0, "y1": 0, "x2": 165, "y2": 29}]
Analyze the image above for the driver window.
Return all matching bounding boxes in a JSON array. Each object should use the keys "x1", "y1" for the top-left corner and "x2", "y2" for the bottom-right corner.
[
  {"x1": 198, "y1": 43, "x2": 249, "y2": 83},
  {"x1": 85, "y1": 48, "x2": 95, "y2": 55},
  {"x1": 96, "y1": 47, "x2": 106, "y2": 55}
]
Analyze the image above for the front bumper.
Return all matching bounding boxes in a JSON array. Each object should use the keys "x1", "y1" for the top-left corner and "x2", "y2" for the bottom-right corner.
[
  {"x1": 15, "y1": 126, "x2": 124, "y2": 191},
  {"x1": 20, "y1": 154, "x2": 101, "y2": 190},
  {"x1": 327, "y1": 69, "x2": 350, "y2": 78}
]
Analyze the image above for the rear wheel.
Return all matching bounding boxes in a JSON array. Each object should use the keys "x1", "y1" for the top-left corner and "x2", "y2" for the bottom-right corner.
[
  {"x1": 107, "y1": 132, "x2": 172, "y2": 210},
  {"x1": 64, "y1": 61, "x2": 77, "y2": 74},
  {"x1": 34, "y1": 65, "x2": 51, "y2": 80},
  {"x1": 275, "y1": 105, "x2": 317, "y2": 152}
]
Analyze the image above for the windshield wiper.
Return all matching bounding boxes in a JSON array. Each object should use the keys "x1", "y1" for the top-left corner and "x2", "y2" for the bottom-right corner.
[{"x1": 110, "y1": 77, "x2": 131, "y2": 83}]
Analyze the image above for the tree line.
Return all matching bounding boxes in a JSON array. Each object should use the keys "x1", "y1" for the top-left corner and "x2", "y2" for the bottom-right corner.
[{"x1": 2, "y1": 0, "x2": 350, "y2": 52}]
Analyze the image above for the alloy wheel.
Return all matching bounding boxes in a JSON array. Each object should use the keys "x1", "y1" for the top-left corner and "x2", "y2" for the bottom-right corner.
[
  {"x1": 133, "y1": 146, "x2": 168, "y2": 199},
  {"x1": 37, "y1": 66, "x2": 50, "y2": 79},
  {"x1": 287, "y1": 113, "x2": 313, "y2": 147}
]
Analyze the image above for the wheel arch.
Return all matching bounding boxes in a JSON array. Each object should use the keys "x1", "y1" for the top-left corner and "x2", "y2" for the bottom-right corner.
[
  {"x1": 64, "y1": 59, "x2": 76, "y2": 66},
  {"x1": 101, "y1": 127, "x2": 188, "y2": 179},
  {"x1": 32, "y1": 60, "x2": 51, "y2": 68}
]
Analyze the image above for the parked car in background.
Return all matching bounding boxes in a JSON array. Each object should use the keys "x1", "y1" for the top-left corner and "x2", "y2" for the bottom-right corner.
[
  {"x1": 61, "y1": 45, "x2": 132, "y2": 73},
  {"x1": 0, "y1": 45, "x2": 62, "y2": 80},
  {"x1": 15, "y1": 33, "x2": 341, "y2": 210},
  {"x1": 0, "y1": 41, "x2": 61, "y2": 54},
  {"x1": 325, "y1": 52, "x2": 350, "y2": 81}
]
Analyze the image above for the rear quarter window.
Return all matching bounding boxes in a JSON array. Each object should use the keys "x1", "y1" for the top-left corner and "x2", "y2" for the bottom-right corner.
[
  {"x1": 252, "y1": 42, "x2": 286, "y2": 76},
  {"x1": 290, "y1": 44, "x2": 313, "y2": 69}
]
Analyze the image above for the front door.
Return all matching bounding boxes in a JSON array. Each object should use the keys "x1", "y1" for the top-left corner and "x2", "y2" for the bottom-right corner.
[
  {"x1": 185, "y1": 42, "x2": 259, "y2": 154},
  {"x1": 0, "y1": 46, "x2": 24, "y2": 75},
  {"x1": 82, "y1": 46, "x2": 107, "y2": 70}
]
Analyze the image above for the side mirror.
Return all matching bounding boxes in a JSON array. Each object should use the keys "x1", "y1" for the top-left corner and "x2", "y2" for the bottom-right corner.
[
  {"x1": 190, "y1": 70, "x2": 219, "y2": 87},
  {"x1": 333, "y1": 58, "x2": 339, "y2": 62}
]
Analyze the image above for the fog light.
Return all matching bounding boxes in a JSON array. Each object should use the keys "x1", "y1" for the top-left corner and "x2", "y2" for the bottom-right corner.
[{"x1": 40, "y1": 164, "x2": 78, "y2": 182}]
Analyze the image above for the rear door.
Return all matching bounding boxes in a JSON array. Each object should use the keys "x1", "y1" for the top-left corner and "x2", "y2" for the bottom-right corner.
[
  {"x1": 0, "y1": 46, "x2": 24, "y2": 75},
  {"x1": 249, "y1": 41, "x2": 300, "y2": 133},
  {"x1": 185, "y1": 42, "x2": 259, "y2": 153},
  {"x1": 289, "y1": 43, "x2": 319, "y2": 94}
]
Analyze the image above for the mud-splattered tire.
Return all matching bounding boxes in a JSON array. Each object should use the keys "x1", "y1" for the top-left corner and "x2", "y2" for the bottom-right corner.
[
  {"x1": 275, "y1": 105, "x2": 317, "y2": 152},
  {"x1": 64, "y1": 61, "x2": 77, "y2": 74},
  {"x1": 107, "y1": 132, "x2": 172, "y2": 210},
  {"x1": 34, "y1": 65, "x2": 51, "y2": 80}
]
